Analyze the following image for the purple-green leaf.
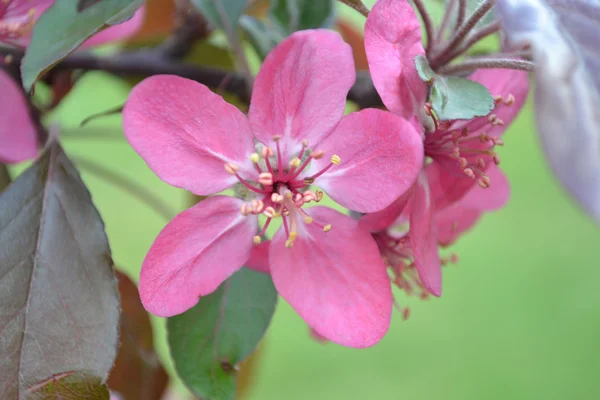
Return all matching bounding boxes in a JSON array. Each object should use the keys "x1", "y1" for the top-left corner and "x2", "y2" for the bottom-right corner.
[
  {"x1": 497, "y1": 0, "x2": 600, "y2": 222},
  {"x1": 0, "y1": 142, "x2": 120, "y2": 398},
  {"x1": 25, "y1": 372, "x2": 110, "y2": 400}
]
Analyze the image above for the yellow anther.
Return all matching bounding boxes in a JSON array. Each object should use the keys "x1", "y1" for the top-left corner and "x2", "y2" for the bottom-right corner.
[
  {"x1": 304, "y1": 216, "x2": 313, "y2": 224},
  {"x1": 312, "y1": 150, "x2": 325, "y2": 159},
  {"x1": 289, "y1": 157, "x2": 301, "y2": 168},
  {"x1": 331, "y1": 154, "x2": 341, "y2": 165},
  {"x1": 323, "y1": 224, "x2": 332, "y2": 232},
  {"x1": 250, "y1": 153, "x2": 260, "y2": 163},
  {"x1": 302, "y1": 139, "x2": 309, "y2": 146},
  {"x1": 253, "y1": 235, "x2": 261, "y2": 245},
  {"x1": 285, "y1": 240, "x2": 295, "y2": 248},
  {"x1": 303, "y1": 177, "x2": 315, "y2": 185},
  {"x1": 289, "y1": 232, "x2": 298, "y2": 241},
  {"x1": 273, "y1": 135, "x2": 281, "y2": 142},
  {"x1": 284, "y1": 192, "x2": 293, "y2": 199},
  {"x1": 315, "y1": 190, "x2": 324, "y2": 202}
]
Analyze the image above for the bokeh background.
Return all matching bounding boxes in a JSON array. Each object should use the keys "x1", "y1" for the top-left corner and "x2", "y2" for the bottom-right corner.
[{"x1": 25, "y1": 1, "x2": 600, "y2": 399}]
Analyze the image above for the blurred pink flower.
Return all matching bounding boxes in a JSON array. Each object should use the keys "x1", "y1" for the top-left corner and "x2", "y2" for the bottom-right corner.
[
  {"x1": 0, "y1": 1, "x2": 144, "y2": 164},
  {"x1": 0, "y1": 69, "x2": 37, "y2": 163},
  {"x1": 0, "y1": 0, "x2": 144, "y2": 47},
  {"x1": 363, "y1": 0, "x2": 529, "y2": 296},
  {"x1": 123, "y1": 29, "x2": 424, "y2": 348}
]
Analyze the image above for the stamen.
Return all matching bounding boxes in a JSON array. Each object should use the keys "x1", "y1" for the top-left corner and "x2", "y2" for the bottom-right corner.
[
  {"x1": 308, "y1": 155, "x2": 340, "y2": 181},
  {"x1": 253, "y1": 236, "x2": 261, "y2": 245},
  {"x1": 224, "y1": 163, "x2": 239, "y2": 175},
  {"x1": 323, "y1": 224, "x2": 332, "y2": 232},
  {"x1": 258, "y1": 172, "x2": 273, "y2": 186}
]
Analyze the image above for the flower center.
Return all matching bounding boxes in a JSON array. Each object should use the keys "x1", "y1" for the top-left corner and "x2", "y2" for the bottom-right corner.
[
  {"x1": 423, "y1": 93, "x2": 516, "y2": 189},
  {"x1": 225, "y1": 136, "x2": 340, "y2": 248},
  {"x1": 0, "y1": 2, "x2": 37, "y2": 40}
]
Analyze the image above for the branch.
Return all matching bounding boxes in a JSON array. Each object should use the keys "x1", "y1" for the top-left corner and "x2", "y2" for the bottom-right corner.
[
  {"x1": 0, "y1": 47, "x2": 383, "y2": 108},
  {"x1": 437, "y1": 58, "x2": 535, "y2": 75}
]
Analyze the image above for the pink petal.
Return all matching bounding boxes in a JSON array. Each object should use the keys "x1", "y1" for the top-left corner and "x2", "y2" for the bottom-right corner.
[
  {"x1": 269, "y1": 206, "x2": 393, "y2": 348},
  {"x1": 310, "y1": 108, "x2": 423, "y2": 213},
  {"x1": 139, "y1": 196, "x2": 257, "y2": 317},
  {"x1": 245, "y1": 241, "x2": 270, "y2": 274},
  {"x1": 359, "y1": 189, "x2": 413, "y2": 232},
  {"x1": 123, "y1": 75, "x2": 256, "y2": 196},
  {"x1": 82, "y1": 7, "x2": 145, "y2": 48},
  {"x1": 248, "y1": 29, "x2": 355, "y2": 157},
  {"x1": 0, "y1": 69, "x2": 38, "y2": 163},
  {"x1": 364, "y1": 0, "x2": 427, "y2": 119},
  {"x1": 409, "y1": 172, "x2": 442, "y2": 296},
  {"x1": 426, "y1": 161, "x2": 477, "y2": 211}
]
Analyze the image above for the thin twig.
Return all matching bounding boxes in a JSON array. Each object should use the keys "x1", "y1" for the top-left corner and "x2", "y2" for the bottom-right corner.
[
  {"x1": 0, "y1": 164, "x2": 11, "y2": 192},
  {"x1": 337, "y1": 0, "x2": 370, "y2": 18},
  {"x1": 431, "y1": 0, "x2": 496, "y2": 68},
  {"x1": 72, "y1": 156, "x2": 177, "y2": 221},
  {"x1": 413, "y1": 0, "x2": 436, "y2": 54},
  {"x1": 437, "y1": 58, "x2": 534, "y2": 75},
  {"x1": 436, "y1": 0, "x2": 457, "y2": 43},
  {"x1": 0, "y1": 47, "x2": 383, "y2": 108},
  {"x1": 457, "y1": 0, "x2": 467, "y2": 29},
  {"x1": 445, "y1": 20, "x2": 501, "y2": 61}
]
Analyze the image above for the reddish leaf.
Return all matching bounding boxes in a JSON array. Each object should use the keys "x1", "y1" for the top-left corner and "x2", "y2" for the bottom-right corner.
[
  {"x1": 25, "y1": 372, "x2": 110, "y2": 400},
  {"x1": 106, "y1": 272, "x2": 169, "y2": 400}
]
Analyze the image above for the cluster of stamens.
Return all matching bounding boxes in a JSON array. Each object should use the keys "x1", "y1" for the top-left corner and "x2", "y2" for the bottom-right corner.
[
  {"x1": 225, "y1": 137, "x2": 340, "y2": 248},
  {"x1": 0, "y1": 1, "x2": 36, "y2": 40},
  {"x1": 424, "y1": 93, "x2": 516, "y2": 189},
  {"x1": 375, "y1": 232, "x2": 458, "y2": 320}
]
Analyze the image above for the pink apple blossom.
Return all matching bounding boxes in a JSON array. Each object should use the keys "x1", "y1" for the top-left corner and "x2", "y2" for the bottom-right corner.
[
  {"x1": 0, "y1": 0, "x2": 144, "y2": 47},
  {"x1": 0, "y1": 68, "x2": 37, "y2": 163},
  {"x1": 123, "y1": 29, "x2": 424, "y2": 348},
  {"x1": 363, "y1": 0, "x2": 529, "y2": 296}
]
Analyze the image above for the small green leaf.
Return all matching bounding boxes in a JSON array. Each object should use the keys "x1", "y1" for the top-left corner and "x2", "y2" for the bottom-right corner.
[
  {"x1": 239, "y1": 15, "x2": 282, "y2": 60},
  {"x1": 269, "y1": 0, "x2": 336, "y2": 35},
  {"x1": 191, "y1": 0, "x2": 248, "y2": 31},
  {"x1": 415, "y1": 54, "x2": 436, "y2": 83},
  {"x1": 21, "y1": 0, "x2": 143, "y2": 91},
  {"x1": 168, "y1": 268, "x2": 277, "y2": 400},
  {"x1": 414, "y1": 55, "x2": 494, "y2": 120},
  {"x1": 26, "y1": 372, "x2": 110, "y2": 400},
  {"x1": 430, "y1": 75, "x2": 494, "y2": 120}
]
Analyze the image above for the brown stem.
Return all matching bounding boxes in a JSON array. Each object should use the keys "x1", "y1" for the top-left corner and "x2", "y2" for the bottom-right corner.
[
  {"x1": 413, "y1": 0, "x2": 436, "y2": 54},
  {"x1": 437, "y1": 58, "x2": 534, "y2": 75},
  {"x1": 0, "y1": 47, "x2": 383, "y2": 108},
  {"x1": 431, "y1": 0, "x2": 496, "y2": 68},
  {"x1": 337, "y1": 0, "x2": 370, "y2": 17},
  {"x1": 436, "y1": 0, "x2": 457, "y2": 44},
  {"x1": 444, "y1": 20, "x2": 501, "y2": 62},
  {"x1": 457, "y1": 0, "x2": 467, "y2": 29},
  {"x1": 0, "y1": 164, "x2": 11, "y2": 192}
]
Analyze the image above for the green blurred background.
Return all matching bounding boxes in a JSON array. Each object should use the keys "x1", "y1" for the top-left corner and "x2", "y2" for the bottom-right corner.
[{"x1": 36, "y1": 1, "x2": 600, "y2": 399}]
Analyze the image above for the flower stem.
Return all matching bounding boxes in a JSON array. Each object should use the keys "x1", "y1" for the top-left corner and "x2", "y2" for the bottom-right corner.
[
  {"x1": 437, "y1": 58, "x2": 534, "y2": 75},
  {"x1": 72, "y1": 156, "x2": 177, "y2": 221},
  {"x1": 431, "y1": 0, "x2": 496, "y2": 68},
  {"x1": 444, "y1": 20, "x2": 501, "y2": 62},
  {"x1": 457, "y1": 0, "x2": 467, "y2": 29},
  {"x1": 337, "y1": 0, "x2": 370, "y2": 18},
  {"x1": 413, "y1": 0, "x2": 436, "y2": 54},
  {"x1": 436, "y1": 0, "x2": 457, "y2": 44}
]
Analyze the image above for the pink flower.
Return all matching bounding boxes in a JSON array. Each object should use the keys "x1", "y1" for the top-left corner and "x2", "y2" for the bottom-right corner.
[
  {"x1": 363, "y1": 0, "x2": 529, "y2": 296},
  {"x1": 0, "y1": 0, "x2": 144, "y2": 47},
  {"x1": 0, "y1": 69, "x2": 37, "y2": 163},
  {"x1": 123, "y1": 29, "x2": 424, "y2": 348}
]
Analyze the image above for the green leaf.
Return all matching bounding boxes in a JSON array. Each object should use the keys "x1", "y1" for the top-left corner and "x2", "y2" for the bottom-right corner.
[
  {"x1": 191, "y1": 0, "x2": 248, "y2": 31},
  {"x1": 0, "y1": 142, "x2": 120, "y2": 398},
  {"x1": 269, "y1": 0, "x2": 336, "y2": 35},
  {"x1": 430, "y1": 75, "x2": 494, "y2": 120},
  {"x1": 415, "y1": 54, "x2": 436, "y2": 83},
  {"x1": 25, "y1": 372, "x2": 110, "y2": 400},
  {"x1": 239, "y1": 15, "x2": 282, "y2": 60},
  {"x1": 168, "y1": 268, "x2": 277, "y2": 400},
  {"x1": 21, "y1": 0, "x2": 143, "y2": 91},
  {"x1": 414, "y1": 55, "x2": 494, "y2": 120}
]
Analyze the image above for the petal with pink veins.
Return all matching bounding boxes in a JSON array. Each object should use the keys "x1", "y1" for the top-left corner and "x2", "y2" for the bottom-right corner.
[
  {"x1": 249, "y1": 29, "x2": 355, "y2": 157},
  {"x1": 82, "y1": 7, "x2": 145, "y2": 48},
  {"x1": 410, "y1": 172, "x2": 442, "y2": 296},
  {"x1": 310, "y1": 108, "x2": 423, "y2": 213},
  {"x1": 270, "y1": 206, "x2": 393, "y2": 348},
  {"x1": 364, "y1": 0, "x2": 427, "y2": 119},
  {"x1": 123, "y1": 75, "x2": 256, "y2": 196},
  {"x1": 139, "y1": 196, "x2": 257, "y2": 317},
  {"x1": 0, "y1": 69, "x2": 38, "y2": 164}
]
